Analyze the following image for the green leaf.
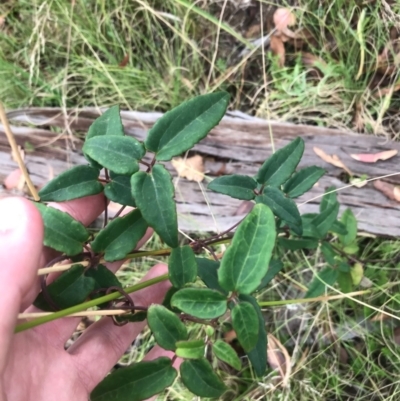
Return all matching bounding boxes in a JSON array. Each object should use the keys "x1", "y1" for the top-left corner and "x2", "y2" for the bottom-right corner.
[
  {"x1": 195, "y1": 258, "x2": 227, "y2": 295},
  {"x1": 312, "y1": 203, "x2": 340, "y2": 238},
  {"x1": 147, "y1": 305, "x2": 187, "y2": 351},
  {"x1": 34, "y1": 264, "x2": 95, "y2": 311},
  {"x1": 337, "y1": 270, "x2": 353, "y2": 293},
  {"x1": 35, "y1": 203, "x2": 89, "y2": 255},
  {"x1": 256, "y1": 259, "x2": 284, "y2": 291},
  {"x1": 277, "y1": 238, "x2": 319, "y2": 250},
  {"x1": 212, "y1": 340, "x2": 242, "y2": 371},
  {"x1": 256, "y1": 187, "x2": 302, "y2": 235},
  {"x1": 91, "y1": 357, "x2": 177, "y2": 401},
  {"x1": 176, "y1": 340, "x2": 205, "y2": 359},
  {"x1": 104, "y1": 172, "x2": 136, "y2": 207},
  {"x1": 83, "y1": 136, "x2": 145, "y2": 175},
  {"x1": 305, "y1": 267, "x2": 338, "y2": 298},
  {"x1": 208, "y1": 175, "x2": 257, "y2": 200},
  {"x1": 218, "y1": 203, "x2": 276, "y2": 294},
  {"x1": 231, "y1": 301, "x2": 259, "y2": 352},
  {"x1": 86, "y1": 105, "x2": 124, "y2": 140},
  {"x1": 145, "y1": 92, "x2": 229, "y2": 161},
  {"x1": 320, "y1": 186, "x2": 338, "y2": 212},
  {"x1": 300, "y1": 213, "x2": 320, "y2": 238},
  {"x1": 39, "y1": 165, "x2": 103, "y2": 202},
  {"x1": 169, "y1": 246, "x2": 198, "y2": 288},
  {"x1": 339, "y1": 209, "x2": 357, "y2": 246},
  {"x1": 91, "y1": 209, "x2": 148, "y2": 262},
  {"x1": 331, "y1": 220, "x2": 348, "y2": 236},
  {"x1": 162, "y1": 287, "x2": 180, "y2": 311},
  {"x1": 283, "y1": 166, "x2": 325, "y2": 198},
  {"x1": 351, "y1": 262, "x2": 364, "y2": 286},
  {"x1": 131, "y1": 164, "x2": 178, "y2": 248},
  {"x1": 180, "y1": 358, "x2": 227, "y2": 398},
  {"x1": 85, "y1": 264, "x2": 122, "y2": 304},
  {"x1": 321, "y1": 242, "x2": 339, "y2": 267},
  {"x1": 171, "y1": 288, "x2": 227, "y2": 319},
  {"x1": 239, "y1": 294, "x2": 267, "y2": 376},
  {"x1": 256, "y1": 137, "x2": 305, "y2": 186}
]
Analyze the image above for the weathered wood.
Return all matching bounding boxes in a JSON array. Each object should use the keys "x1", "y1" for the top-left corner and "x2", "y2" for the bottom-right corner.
[{"x1": 1, "y1": 107, "x2": 399, "y2": 236}]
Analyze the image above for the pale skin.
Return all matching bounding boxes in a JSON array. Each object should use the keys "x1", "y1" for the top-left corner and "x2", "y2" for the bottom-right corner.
[{"x1": 0, "y1": 194, "x2": 175, "y2": 401}]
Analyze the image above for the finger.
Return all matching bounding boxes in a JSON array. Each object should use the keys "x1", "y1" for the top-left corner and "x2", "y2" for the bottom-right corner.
[
  {"x1": 68, "y1": 264, "x2": 171, "y2": 392},
  {"x1": 0, "y1": 198, "x2": 43, "y2": 372}
]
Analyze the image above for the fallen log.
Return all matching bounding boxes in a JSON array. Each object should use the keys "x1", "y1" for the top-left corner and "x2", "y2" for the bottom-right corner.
[{"x1": 1, "y1": 108, "x2": 399, "y2": 237}]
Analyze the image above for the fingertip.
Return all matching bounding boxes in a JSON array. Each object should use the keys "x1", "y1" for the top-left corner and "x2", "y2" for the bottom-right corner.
[
  {"x1": 0, "y1": 197, "x2": 43, "y2": 244},
  {"x1": 48, "y1": 193, "x2": 106, "y2": 226}
]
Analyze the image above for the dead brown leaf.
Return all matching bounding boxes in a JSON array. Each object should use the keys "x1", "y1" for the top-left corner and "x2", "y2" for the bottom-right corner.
[
  {"x1": 372, "y1": 81, "x2": 400, "y2": 98},
  {"x1": 244, "y1": 23, "x2": 261, "y2": 39},
  {"x1": 313, "y1": 147, "x2": 353, "y2": 176},
  {"x1": 267, "y1": 333, "x2": 291, "y2": 387},
  {"x1": 171, "y1": 155, "x2": 204, "y2": 182},
  {"x1": 373, "y1": 179, "x2": 400, "y2": 202},
  {"x1": 273, "y1": 8, "x2": 296, "y2": 31},
  {"x1": 350, "y1": 149, "x2": 398, "y2": 163},
  {"x1": 0, "y1": 15, "x2": 5, "y2": 28},
  {"x1": 270, "y1": 35, "x2": 285, "y2": 67},
  {"x1": 300, "y1": 52, "x2": 327, "y2": 70},
  {"x1": 118, "y1": 54, "x2": 129, "y2": 68}
]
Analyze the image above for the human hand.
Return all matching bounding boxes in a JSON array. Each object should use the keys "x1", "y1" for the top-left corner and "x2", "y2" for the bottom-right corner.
[{"x1": 0, "y1": 195, "x2": 174, "y2": 401}]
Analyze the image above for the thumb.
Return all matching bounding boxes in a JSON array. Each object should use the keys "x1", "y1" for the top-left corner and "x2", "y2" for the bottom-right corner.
[{"x1": 0, "y1": 197, "x2": 43, "y2": 370}]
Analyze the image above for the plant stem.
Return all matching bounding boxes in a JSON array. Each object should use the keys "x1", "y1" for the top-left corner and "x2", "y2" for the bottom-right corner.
[
  {"x1": 258, "y1": 289, "x2": 371, "y2": 307},
  {"x1": 18, "y1": 309, "x2": 133, "y2": 319},
  {"x1": 15, "y1": 273, "x2": 169, "y2": 333},
  {"x1": 0, "y1": 103, "x2": 40, "y2": 201}
]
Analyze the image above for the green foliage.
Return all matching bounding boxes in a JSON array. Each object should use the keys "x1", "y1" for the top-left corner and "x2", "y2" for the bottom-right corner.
[
  {"x1": 91, "y1": 357, "x2": 177, "y2": 401},
  {"x1": 91, "y1": 210, "x2": 148, "y2": 262},
  {"x1": 104, "y1": 172, "x2": 136, "y2": 207},
  {"x1": 83, "y1": 136, "x2": 145, "y2": 175},
  {"x1": 218, "y1": 203, "x2": 276, "y2": 294},
  {"x1": 34, "y1": 265, "x2": 95, "y2": 311},
  {"x1": 196, "y1": 258, "x2": 227, "y2": 295},
  {"x1": 175, "y1": 340, "x2": 205, "y2": 359},
  {"x1": 256, "y1": 259, "x2": 284, "y2": 291},
  {"x1": 212, "y1": 340, "x2": 242, "y2": 371},
  {"x1": 171, "y1": 288, "x2": 227, "y2": 319},
  {"x1": 86, "y1": 105, "x2": 125, "y2": 140},
  {"x1": 239, "y1": 294, "x2": 268, "y2": 376},
  {"x1": 145, "y1": 92, "x2": 229, "y2": 161},
  {"x1": 34, "y1": 203, "x2": 89, "y2": 256},
  {"x1": 283, "y1": 166, "x2": 325, "y2": 198},
  {"x1": 208, "y1": 174, "x2": 257, "y2": 200},
  {"x1": 30, "y1": 94, "x2": 368, "y2": 399},
  {"x1": 39, "y1": 165, "x2": 103, "y2": 202},
  {"x1": 339, "y1": 208, "x2": 358, "y2": 246},
  {"x1": 305, "y1": 267, "x2": 339, "y2": 298},
  {"x1": 180, "y1": 358, "x2": 227, "y2": 398},
  {"x1": 131, "y1": 164, "x2": 178, "y2": 248},
  {"x1": 231, "y1": 301, "x2": 259, "y2": 352},
  {"x1": 255, "y1": 137, "x2": 305, "y2": 186},
  {"x1": 256, "y1": 186, "x2": 302, "y2": 235},
  {"x1": 147, "y1": 305, "x2": 187, "y2": 351},
  {"x1": 168, "y1": 246, "x2": 197, "y2": 288}
]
